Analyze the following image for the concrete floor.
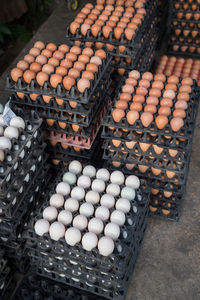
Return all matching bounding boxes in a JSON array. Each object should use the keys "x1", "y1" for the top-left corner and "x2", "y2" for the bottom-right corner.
[{"x1": 0, "y1": 1, "x2": 200, "y2": 299}]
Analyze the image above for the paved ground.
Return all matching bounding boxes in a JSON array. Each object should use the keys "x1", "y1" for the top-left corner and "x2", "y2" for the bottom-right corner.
[{"x1": 0, "y1": 1, "x2": 199, "y2": 300}]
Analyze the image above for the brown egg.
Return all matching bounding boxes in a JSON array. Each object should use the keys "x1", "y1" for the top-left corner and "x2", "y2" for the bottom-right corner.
[
  {"x1": 48, "y1": 57, "x2": 59, "y2": 67},
  {"x1": 181, "y1": 77, "x2": 193, "y2": 86},
  {"x1": 41, "y1": 49, "x2": 52, "y2": 58},
  {"x1": 139, "y1": 142, "x2": 150, "y2": 152},
  {"x1": 126, "y1": 78, "x2": 138, "y2": 86},
  {"x1": 35, "y1": 55, "x2": 48, "y2": 65},
  {"x1": 173, "y1": 109, "x2": 186, "y2": 118},
  {"x1": 170, "y1": 117, "x2": 184, "y2": 132},
  {"x1": 132, "y1": 94, "x2": 145, "y2": 103},
  {"x1": 112, "y1": 109, "x2": 125, "y2": 122},
  {"x1": 50, "y1": 74, "x2": 62, "y2": 88},
  {"x1": 152, "y1": 81, "x2": 164, "y2": 90},
  {"x1": 114, "y1": 27, "x2": 123, "y2": 39},
  {"x1": 75, "y1": 17, "x2": 84, "y2": 24},
  {"x1": 179, "y1": 85, "x2": 192, "y2": 93},
  {"x1": 95, "y1": 42, "x2": 104, "y2": 49},
  {"x1": 84, "y1": 18, "x2": 94, "y2": 25},
  {"x1": 29, "y1": 48, "x2": 40, "y2": 57},
  {"x1": 129, "y1": 70, "x2": 140, "y2": 79},
  {"x1": 70, "y1": 22, "x2": 80, "y2": 34},
  {"x1": 72, "y1": 124, "x2": 80, "y2": 132},
  {"x1": 125, "y1": 141, "x2": 136, "y2": 149},
  {"x1": 36, "y1": 72, "x2": 49, "y2": 86},
  {"x1": 111, "y1": 139, "x2": 121, "y2": 147},
  {"x1": 17, "y1": 60, "x2": 29, "y2": 71},
  {"x1": 136, "y1": 87, "x2": 148, "y2": 96},
  {"x1": 46, "y1": 43, "x2": 57, "y2": 52},
  {"x1": 124, "y1": 28, "x2": 135, "y2": 40},
  {"x1": 106, "y1": 20, "x2": 116, "y2": 28},
  {"x1": 158, "y1": 106, "x2": 171, "y2": 116},
  {"x1": 146, "y1": 96, "x2": 159, "y2": 105},
  {"x1": 80, "y1": 23, "x2": 90, "y2": 35},
  {"x1": 53, "y1": 50, "x2": 64, "y2": 60},
  {"x1": 155, "y1": 115, "x2": 168, "y2": 129},
  {"x1": 60, "y1": 59, "x2": 73, "y2": 69},
  {"x1": 58, "y1": 44, "x2": 69, "y2": 53},
  {"x1": 177, "y1": 92, "x2": 190, "y2": 101},
  {"x1": 149, "y1": 88, "x2": 162, "y2": 98},
  {"x1": 88, "y1": 13, "x2": 98, "y2": 20},
  {"x1": 175, "y1": 100, "x2": 188, "y2": 110},
  {"x1": 63, "y1": 76, "x2": 75, "y2": 90},
  {"x1": 56, "y1": 66, "x2": 68, "y2": 76},
  {"x1": 73, "y1": 61, "x2": 85, "y2": 72},
  {"x1": 138, "y1": 165, "x2": 149, "y2": 173},
  {"x1": 30, "y1": 62, "x2": 42, "y2": 73},
  {"x1": 165, "y1": 83, "x2": 177, "y2": 91},
  {"x1": 130, "y1": 102, "x2": 142, "y2": 111},
  {"x1": 115, "y1": 100, "x2": 128, "y2": 110},
  {"x1": 58, "y1": 121, "x2": 67, "y2": 129},
  {"x1": 68, "y1": 68, "x2": 80, "y2": 79},
  {"x1": 169, "y1": 149, "x2": 178, "y2": 157},
  {"x1": 160, "y1": 98, "x2": 173, "y2": 107},
  {"x1": 82, "y1": 71, "x2": 94, "y2": 80},
  {"x1": 77, "y1": 78, "x2": 90, "y2": 93},
  {"x1": 70, "y1": 46, "x2": 81, "y2": 55},
  {"x1": 140, "y1": 112, "x2": 153, "y2": 127},
  {"x1": 120, "y1": 92, "x2": 132, "y2": 102},
  {"x1": 16, "y1": 92, "x2": 24, "y2": 99},
  {"x1": 43, "y1": 95, "x2": 52, "y2": 103},
  {"x1": 91, "y1": 24, "x2": 101, "y2": 37},
  {"x1": 151, "y1": 167, "x2": 162, "y2": 176},
  {"x1": 82, "y1": 48, "x2": 94, "y2": 57},
  {"x1": 10, "y1": 68, "x2": 23, "y2": 82},
  {"x1": 167, "y1": 75, "x2": 179, "y2": 84},
  {"x1": 29, "y1": 93, "x2": 39, "y2": 101},
  {"x1": 144, "y1": 105, "x2": 157, "y2": 114},
  {"x1": 95, "y1": 19, "x2": 105, "y2": 27},
  {"x1": 65, "y1": 53, "x2": 77, "y2": 62},
  {"x1": 118, "y1": 22, "x2": 127, "y2": 29},
  {"x1": 142, "y1": 72, "x2": 153, "y2": 81},
  {"x1": 23, "y1": 70, "x2": 36, "y2": 84},
  {"x1": 151, "y1": 188, "x2": 159, "y2": 195},
  {"x1": 56, "y1": 98, "x2": 64, "y2": 106},
  {"x1": 24, "y1": 54, "x2": 35, "y2": 64},
  {"x1": 163, "y1": 191, "x2": 172, "y2": 198},
  {"x1": 126, "y1": 110, "x2": 139, "y2": 125},
  {"x1": 34, "y1": 41, "x2": 45, "y2": 50},
  {"x1": 127, "y1": 22, "x2": 137, "y2": 30},
  {"x1": 154, "y1": 74, "x2": 166, "y2": 82},
  {"x1": 46, "y1": 119, "x2": 55, "y2": 126},
  {"x1": 102, "y1": 25, "x2": 112, "y2": 38},
  {"x1": 42, "y1": 64, "x2": 54, "y2": 75},
  {"x1": 139, "y1": 79, "x2": 150, "y2": 88},
  {"x1": 166, "y1": 171, "x2": 175, "y2": 179},
  {"x1": 153, "y1": 145, "x2": 163, "y2": 154},
  {"x1": 95, "y1": 49, "x2": 106, "y2": 59},
  {"x1": 86, "y1": 63, "x2": 98, "y2": 73},
  {"x1": 69, "y1": 101, "x2": 77, "y2": 108},
  {"x1": 122, "y1": 84, "x2": 134, "y2": 94}
]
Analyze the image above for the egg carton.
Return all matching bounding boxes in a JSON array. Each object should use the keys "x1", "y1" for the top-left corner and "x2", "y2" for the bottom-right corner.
[
  {"x1": 6, "y1": 46, "x2": 112, "y2": 105},
  {"x1": 13, "y1": 274, "x2": 100, "y2": 300},
  {"x1": 10, "y1": 71, "x2": 112, "y2": 128},
  {"x1": 102, "y1": 140, "x2": 192, "y2": 173},
  {"x1": 66, "y1": 0, "x2": 158, "y2": 49}
]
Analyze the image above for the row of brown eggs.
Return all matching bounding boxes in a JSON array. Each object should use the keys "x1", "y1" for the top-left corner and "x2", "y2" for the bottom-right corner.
[
  {"x1": 176, "y1": 12, "x2": 200, "y2": 21},
  {"x1": 174, "y1": 28, "x2": 199, "y2": 38},
  {"x1": 70, "y1": 3, "x2": 146, "y2": 41},
  {"x1": 171, "y1": 36, "x2": 200, "y2": 47},
  {"x1": 97, "y1": 0, "x2": 146, "y2": 8},
  {"x1": 45, "y1": 119, "x2": 84, "y2": 131},
  {"x1": 155, "y1": 55, "x2": 200, "y2": 86},
  {"x1": 149, "y1": 199, "x2": 172, "y2": 215},
  {"x1": 11, "y1": 41, "x2": 107, "y2": 94},
  {"x1": 173, "y1": 1, "x2": 200, "y2": 11},
  {"x1": 172, "y1": 20, "x2": 200, "y2": 28},
  {"x1": 49, "y1": 140, "x2": 83, "y2": 152},
  {"x1": 171, "y1": 44, "x2": 200, "y2": 55}
]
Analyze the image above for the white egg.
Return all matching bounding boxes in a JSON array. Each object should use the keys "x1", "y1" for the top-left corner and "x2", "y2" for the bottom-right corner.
[
  {"x1": 96, "y1": 168, "x2": 110, "y2": 181},
  {"x1": 110, "y1": 171, "x2": 125, "y2": 185},
  {"x1": 77, "y1": 175, "x2": 91, "y2": 189},
  {"x1": 0, "y1": 115, "x2": 5, "y2": 126},
  {"x1": 49, "y1": 221, "x2": 65, "y2": 241},
  {"x1": 0, "y1": 126, "x2": 4, "y2": 136},
  {"x1": 34, "y1": 219, "x2": 50, "y2": 236},
  {"x1": 85, "y1": 190, "x2": 100, "y2": 205},
  {"x1": 82, "y1": 165, "x2": 96, "y2": 178},
  {"x1": 10, "y1": 116, "x2": 25, "y2": 129},
  {"x1": 0, "y1": 150, "x2": 4, "y2": 162},
  {"x1": 110, "y1": 210, "x2": 125, "y2": 226},
  {"x1": 71, "y1": 186, "x2": 85, "y2": 200},
  {"x1": 0, "y1": 137, "x2": 12, "y2": 150},
  {"x1": 49, "y1": 194, "x2": 64, "y2": 208},
  {"x1": 4, "y1": 126, "x2": 19, "y2": 140},
  {"x1": 79, "y1": 203, "x2": 94, "y2": 217},
  {"x1": 116, "y1": 198, "x2": 131, "y2": 213},
  {"x1": 62, "y1": 172, "x2": 77, "y2": 185},
  {"x1": 68, "y1": 160, "x2": 82, "y2": 174},
  {"x1": 58, "y1": 210, "x2": 72, "y2": 225},
  {"x1": 121, "y1": 187, "x2": 135, "y2": 201},
  {"x1": 43, "y1": 206, "x2": 58, "y2": 221},
  {"x1": 125, "y1": 175, "x2": 140, "y2": 189},
  {"x1": 82, "y1": 232, "x2": 98, "y2": 251},
  {"x1": 98, "y1": 236, "x2": 114, "y2": 256},
  {"x1": 100, "y1": 194, "x2": 115, "y2": 208},
  {"x1": 90, "y1": 56, "x2": 102, "y2": 65},
  {"x1": 56, "y1": 182, "x2": 70, "y2": 196},
  {"x1": 73, "y1": 214, "x2": 88, "y2": 231},
  {"x1": 95, "y1": 206, "x2": 110, "y2": 221},
  {"x1": 91, "y1": 179, "x2": 105, "y2": 193},
  {"x1": 106, "y1": 183, "x2": 120, "y2": 197},
  {"x1": 64, "y1": 198, "x2": 79, "y2": 212},
  {"x1": 88, "y1": 217, "x2": 104, "y2": 235},
  {"x1": 65, "y1": 227, "x2": 81, "y2": 246},
  {"x1": 104, "y1": 222, "x2": 120, "y2": 240}
]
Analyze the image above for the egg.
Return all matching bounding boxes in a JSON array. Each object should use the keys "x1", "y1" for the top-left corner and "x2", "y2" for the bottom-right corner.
[
  {"x1": 64, "y1": 198, "x2": 79, "y2": 212},
  {"x1": 56, "y1": 182, "x2": 70, "y2": 196},
  {"x1": 126, "y1": 110, "x2": 139, "y2": 125},
  {"x1": 96, "y1": 168, "x2": 110, "y2": 181},
  {"x1": 175, "y1": 100, "x2": 188, "y2": 110},
  {"x1": 23, "y1": 70, "x2": 36, "y2": 84},
  {"x1": 92, "y1": 179, "x2": 105, "y2": 193},
  {"x1": 69, "y1": 160, "x2": 82, "y2": 174},
  {"x1": 43, "y1": 206, "x2": 58, "y2": 221},
  {"x1": 98, "y1": 236, "x2": 114, "y2": 256},
  {"x1": 106, "y1": 183, "x2": 120, "y2": 197},
  {"x1": 155, "y1": 115, "x2": 168, "y2": 129},
  {"x1": 65, "y1": 227, "x2": 81, "y2": 246},
  {"x1": 95, "y1": 206, "x2": 110, "y2": 221},
  {"x1": 110, "y1": 210, "x2": 125, "y2": 226},
  {"x1": 110, "y1": 170, "x2": 125, "y2": 185},
  {"x1": 63, "y1": 76, "x2": 75, "y2": 90},
  {"x1": 24, "y1": 54, "x2": 35, "y2": 64},
  {"x1": 0, "y1": 150, "x2": 4, "y2": 162},
  {"x1": 0, "y1": 137, "x2": 12, "y2": 150},
  {"x1": 4, "y1": 126, "x2": 19, "y2": 139},
  {"x1": 112, "y1": 109, "x2": 125, "y2": 123},
  {"x1": 82, "y1": 232, "x2": 98, "y2": 251},
  {"x1": 34, "y1": 219, "x2": 50, "y2": 236},
  {"x1": 73, "y1": 214, "x2": 88, "y2": 231},
  {"x1": 49, "y1": 222, "x2": 65, "y2": 241},
  {"x1": 88, "y1": 217, "x2": 104, "y2": 234},
  {"x1": 77, "y1": 78, "x2": 90, "y2": 93},
  {"x1": 115, "y1": 198, "x2": 131, "y2": 213},
  {"x1": 100, "y1": 194, "x2": 115, "y2": 208},
  {"x1": 79, "y1": 202, "x2": 94, "y2": 217},
  {"x1": 104, "y1": 222, "x2": 120, "y2": 241},
  {"x1": 140, "y1": 112, "x2": 153, "y2": 127},
  {"x1": 29, "y1": 47, "x2": 40, "y2": 57},
  {"x1": 85, "y1": 190, "x2": 100, "y2": 204},
  {"x1": 50, "y1": 194, "x2": 64, "y2": 208},
  {"x1": 17, "y1": 60, "x2": 29, "y2": 71},
  {"x1": 71, "y1": 186, "x2": 85, "y2": 200},
  {"x1": 170, "y1": 117, "x2": 184, "y2": 132},
  {"x1": 121, "y1": 186, "x2": 135, "y2": 201},
  {"x1": 77, "y1": 175, "x2": 91, "y2": 189},
  {"x1": 62, "y1": 172, "x2": 77, "y2": 185},
  {"x1": 125, "y1": 175, "x2": 140, "y2": 189},
  {"x1": 83, "y1": 165, "x2": 96, "y2": 178},
  {"x1": 36, "y1": 72, "x2": 49, "y2": 86},
  {"x1": 58, "y1": 210, "x2": 72, "y2": 225},
  {"x1": 90, "y1": 56, "x2": 102, "y2": 66}
]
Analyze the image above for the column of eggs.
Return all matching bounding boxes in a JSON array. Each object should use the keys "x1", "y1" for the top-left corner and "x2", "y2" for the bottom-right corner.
[{"x1": 34, "y1": 160, "x2": 140, "y2": 257}]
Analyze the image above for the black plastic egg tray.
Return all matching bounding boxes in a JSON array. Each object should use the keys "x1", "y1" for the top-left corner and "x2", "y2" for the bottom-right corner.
[
  {"x1": 170, "y1": 0, "x2": 200, "y2": 10},
  {"x1": 0, "y1": 251, "x2": 16, "y2": 300},
  {"x1": 168, "y1": 40, "x2": 200, "y2": 58},
  {"x1": 6, "y1": 47, "x2": 112, "y2": 105},
  {"x1": 10, "y1": 71, "x2": 112, "y2": 127}
]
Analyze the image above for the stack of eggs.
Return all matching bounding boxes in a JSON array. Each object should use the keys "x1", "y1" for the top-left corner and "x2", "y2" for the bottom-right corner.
[
  {"x1": 66, "y1": 1, "x2": 159, "y2": 75},
  {"x1": 6, "y1": 41, "x2": 112, "y2": 166},
  {"x1": 24, "y1": 160, "x2": 149, "y2": 299},
  {"x1": 168, "y1": 0, "x2": 200, "y2": 56},
  {"x1": 155, "y1": 55, "x2": 200, "y2": 87},
  {"x1": 0, "y1": 106, "x2": 49, "y2": 272},
  {"x1": 101, "y1": 69, "x2": 199, "y2": 220}
]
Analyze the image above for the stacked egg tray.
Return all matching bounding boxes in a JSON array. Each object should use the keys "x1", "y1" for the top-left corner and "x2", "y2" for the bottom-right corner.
[
  {"x1": 101, "y1": 72, "x2": 199, "y2": 220},
  {"x1": 168, "y1": 0, "x2": 200, "y2": 57},
  {"x1": 12, "y1": 273, "x2": 101, "y2": 300},
  {"x1": 23, "y1": 167, "x2": 149, "y2": 300},
  {"x1": 66, "y1": 1, "x2": 159, "y2": 71},
  {"x1": 0, "y1": 251, "x2": 16, "y2": 300}
]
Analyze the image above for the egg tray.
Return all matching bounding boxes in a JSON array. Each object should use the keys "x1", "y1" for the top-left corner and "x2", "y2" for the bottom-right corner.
[
  {"x1": 0, "y1": 143, "x2": 47, "y2": 217},
  {"x1": 0, "y1": 253, "x2": 16, "y2": 300},
  {"x1": 6, "y1": 53, "x2": 112, "y2": 106},
  {"x1": 13, "y1": 274, "x2": 101, "y2": 300},
  {"x1": 170, "y1": 0, "x2": 200, "y2": 9},
  {"x1": 10, "y1": 72, "x2": 112, "y2": 128},
  {"x1": 102, "y1": 140, "x2": 192, "y2": 173},
  {"x1": 167, "y1": 42, "x2": 200, "y2": 59}
]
